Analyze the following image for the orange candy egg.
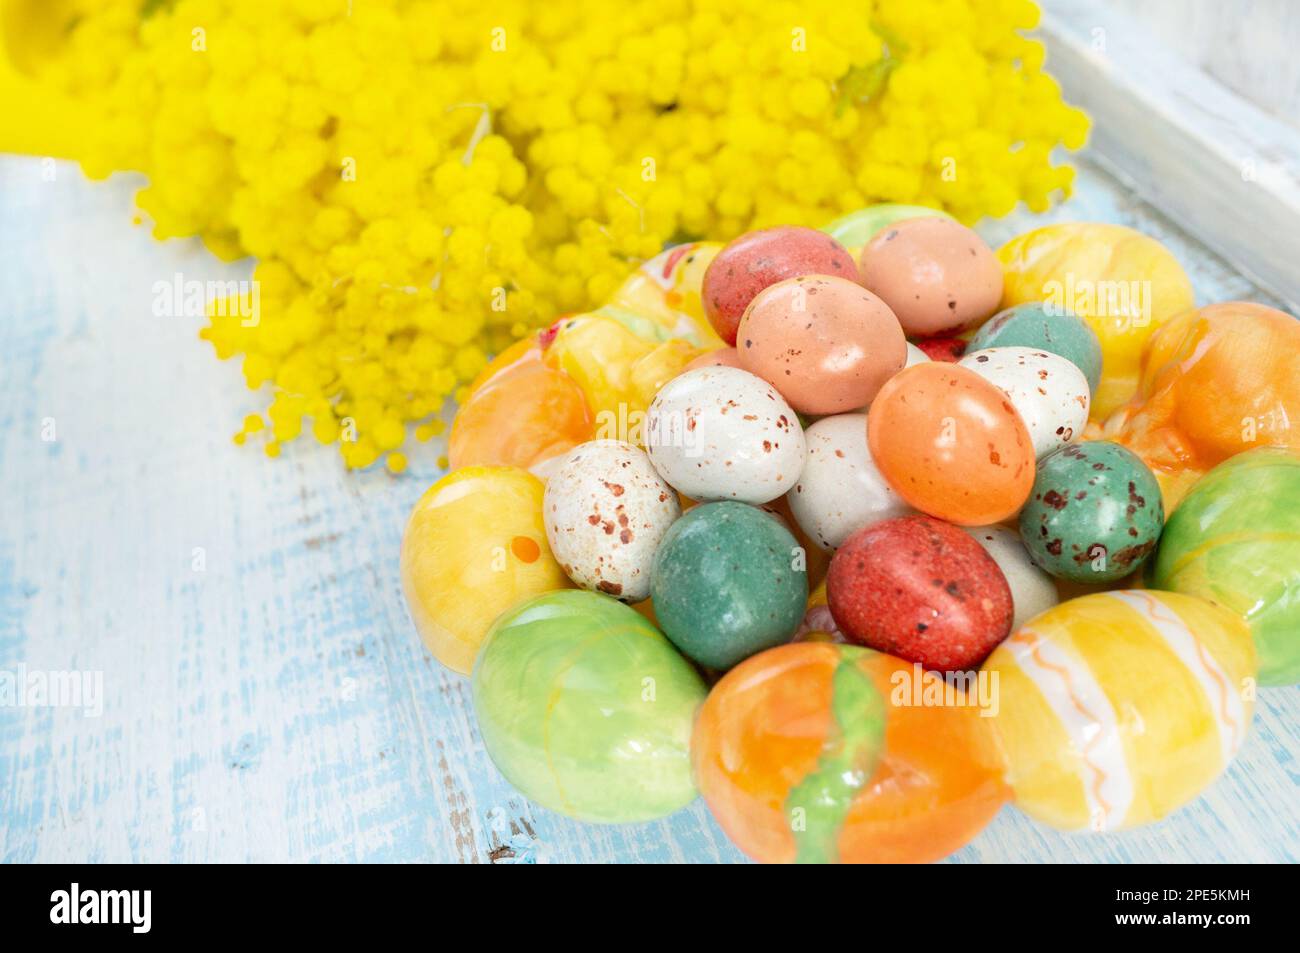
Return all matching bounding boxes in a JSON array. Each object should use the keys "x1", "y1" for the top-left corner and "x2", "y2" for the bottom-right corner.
[
  {"x1": 692, "y1": 643, "x2": 1009, "y2": 864},
  {"x1": 449, "y1": 342, "x2": 593, "y2": 473},
  {"x1": 737, "y1": 275, "x2": 906, "y2": 414},
  {"x1": 868, "y1": 362, "x2": 1035, "y2": 524}
]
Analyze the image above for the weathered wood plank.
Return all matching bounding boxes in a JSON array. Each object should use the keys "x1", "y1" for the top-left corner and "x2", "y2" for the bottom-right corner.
[{"x1": 0, "y1": 153, "x2": 1296, "y2": 864}]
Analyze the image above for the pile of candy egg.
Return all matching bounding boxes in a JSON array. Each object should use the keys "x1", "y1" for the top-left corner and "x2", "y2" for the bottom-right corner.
[{"x1": 402, "y1": 205, "x2": 1300, "y2": 862}]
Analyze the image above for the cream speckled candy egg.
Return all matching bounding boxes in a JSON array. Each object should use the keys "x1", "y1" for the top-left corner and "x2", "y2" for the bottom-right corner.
[
  {"x1": 645, "y1": 366, "x2": 804, "y2": 504},
  {"x1": 544, "y1": 440, "x2": 681, "y2": 602},
  {"x1": 960, "y1": 524, "x2": 1058, "y2": 629},
  {"x1": 904, "y1": 342, "x2": 931, "y2": 368},
  {"x1": 958, "y1": 346, "x2": 1090, "y2": 459},
  {"x1": 787, "y1": 414, "x2": 912, "y2": 549}
]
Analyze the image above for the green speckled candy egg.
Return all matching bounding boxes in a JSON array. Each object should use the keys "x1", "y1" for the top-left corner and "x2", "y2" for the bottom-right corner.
[
  {"x1": 1019, "y1": 441, "x2": 1163, "y2": 583},
  {"x1": 1151, "y1": 447, "x2": 1300, "y2": 685},
  {"x1": 651, "y1": 501, "x2": 809, "y2": 670},
  {"x1": 967, "y1": 302, "x2": 1103, "y2": 395},
  {"x1": 471, "y1": 589, "x2": 706, "y2": 823}
]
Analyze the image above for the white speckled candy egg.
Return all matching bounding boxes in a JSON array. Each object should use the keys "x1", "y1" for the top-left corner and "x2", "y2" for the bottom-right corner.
[
  {"x1": 787, "y1": 414, "x2": 912, "y2": 549},
  {"x1": 645, "y1": 366, "x2": 804, "y2": 504},
  {"x1": 958, "y1": 346, "x2": 1090, "y2": 458},
  {"x1": 960, "y1": 524, "x2": 1058, "y2": 629},
  {"x1": 544, "y1": 439, "x2": 681, "y2": 602}
]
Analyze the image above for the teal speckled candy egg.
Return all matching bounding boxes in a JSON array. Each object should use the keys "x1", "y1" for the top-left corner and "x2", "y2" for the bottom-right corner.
[
  {"x1": 472, "y1": 590, "x2": 706, "y2": 823},
  {"x1": 651, "y1": 501, "x2": 808, "y2": 670},
  {"x1": 1019, "y1": 441, "x2": 1163, "y2": 583},
  {"x1": 967, "y1": 302, "x2": 1103, "y2": 395}
]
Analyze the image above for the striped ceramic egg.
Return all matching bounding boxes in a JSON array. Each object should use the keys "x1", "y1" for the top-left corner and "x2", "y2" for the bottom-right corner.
[{"x1": 983, "y1": 590, "x2": 1256, "y2": 833}]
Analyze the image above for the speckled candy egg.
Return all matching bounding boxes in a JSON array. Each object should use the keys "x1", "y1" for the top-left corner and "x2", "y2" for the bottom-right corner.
[
  {"x1": 960, "y1": 524, "x2": 1058, "y2": 630},
  {"x1": 787, "y1": 414, "x2": 911, "y2": 550},
  {"x1": 858, "y1": 217, "x2": 1002, "y2": 337},
  {"x1": 914, "y1": 336, "x2": 967, "y2": 362},
  {"x1": 967, "y1": 302, "x2": 1103, "y2": 395},
  {"x1": 702, "y1": 226, "x2": 859, "y2": 345},
  {"x1": 651, "y1": 501, "x2": 809, "y2": 670},
  {"x1": 684, "y1": 346, "x2": 742, "y2": 372},
  {"x1": 828, "y1": 515, "x2": 1014, "y2": 672},
  {"x1": 736, "y1": 274, "x2": 906, "y2": 414},
  {"x1": 645, "y1": 365, "x2": 805, "y2": 504},
  {"x1": 1019, "y1": 441, "x2": 1164, "y2": 583},
  {"x1": 544, "y1": 440, "x2": 680, "y2": 602},
  {"x1": 472, "y1": 590, "x2": 706, "y2": 823},
  {"x1": 867, "y1": 362, "x2": 1036, "y2": 525},
  {"x1": 959, "y1": 346, "x2": 1090, "y2": 459}
]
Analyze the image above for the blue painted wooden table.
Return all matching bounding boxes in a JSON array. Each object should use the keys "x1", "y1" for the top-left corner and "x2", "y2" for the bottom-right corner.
[{"x1": 1, "y1": 152, "x2": 1297, "y2": 863}]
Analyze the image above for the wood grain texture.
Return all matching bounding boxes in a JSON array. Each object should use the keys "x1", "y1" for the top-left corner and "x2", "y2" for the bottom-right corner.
[
  {"x1": 1102, "y1": 0, "x2": 1300, "y2": 128},
  {"x1": 0, "y1": 153, "x2": 1297, "y2": 864},
  {"x1": 1038, "y1": 0, "x2": 1300, "y2": 313}
]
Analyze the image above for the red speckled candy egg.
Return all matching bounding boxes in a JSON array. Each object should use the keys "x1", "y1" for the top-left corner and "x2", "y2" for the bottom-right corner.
[
  {"x1": 827, "y1": 515, "x2": 1014, "y2": 671},
  {"x1": 858, "y1": 217, "x2": 1002, "y2": 337},
  {"x1": 736, "y1": 275, "x2": 906, "y2": 414},
  {"x1": 703, "y1": 226, "x2": 859, "y2": 345},
  {"x1": 914, "y1": 336, "x2": 967, "y2": 363}
]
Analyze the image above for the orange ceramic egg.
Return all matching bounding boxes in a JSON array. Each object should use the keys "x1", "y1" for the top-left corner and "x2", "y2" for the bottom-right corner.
[
  {"x1": 449, "y1": 342, "x2": 593, "y2": 473},
  {"x1": 858, "y1": 217, "x2": 1002, "y2": 337},
  {"x1": 868, "y1": 362, "x2": 1035, "y2": 524},
  {"x1": 685, "y1": 346, "x2": 743, "y2": 372},
  {"x1": 692, "y1": 642, "x2": 1009, "y2": 864},
  {"x1": 1099, "y1": 301, "x2": 1300, "y2": 507},
  {"x1": 736, "y1": 275, "x2": 907, "y2": 415}
]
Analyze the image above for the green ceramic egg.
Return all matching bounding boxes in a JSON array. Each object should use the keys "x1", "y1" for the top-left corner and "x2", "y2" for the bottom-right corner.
[
  {"x1": 821, "y1": 204, "x2": 953, "y2": 250},
  {"x1": 1151, "y1": 447, "x2": 1300, "y2": 685},
  {"x1": 651, "y1": 501, "x2": 808, "y2": 670},
  {"x1": 471, "y1": 589, "x2": 706, "y2": 823},
  {"x1": 1019, "y1": 441, "x2": 1163, "y2": 583},
  {"x1": 966, "y1": 302, "x2": 1103, "y2": 395}
]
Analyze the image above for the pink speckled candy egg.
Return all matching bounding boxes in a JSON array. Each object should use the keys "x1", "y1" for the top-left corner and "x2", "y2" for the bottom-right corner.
[
  {"x1": 684, "y1": 347, "x2": 742, "y2": 372},
  {"x1": 858, "y1": 217, "x2": 1002, "y2": 337},
  {"x1": 736, "y1": 275, "x2": 907, "y2": 415},
  {"x1": 702, "y1": 226, "x2": 859, "y2": 346}
]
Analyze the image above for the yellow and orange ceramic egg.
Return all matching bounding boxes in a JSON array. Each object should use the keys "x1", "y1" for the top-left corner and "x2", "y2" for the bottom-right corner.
[
  {"x1": 400, "y1": 466, "x2": 572, "y2": 674},
  {"x1": 1099, "y1": 301, "x2": 1300, "y2": 507}
]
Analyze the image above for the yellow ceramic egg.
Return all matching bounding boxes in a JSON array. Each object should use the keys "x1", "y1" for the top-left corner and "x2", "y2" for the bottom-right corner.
[
  {"x1": 996, "y1": 223, "x2": 1194, "y2": 420},
  {"x1": 984, "y1": 590, "x2": 1255, "y2": 832},
  {"x1": 400, "y1": 466, "x2": 572, "y2": 675}
]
